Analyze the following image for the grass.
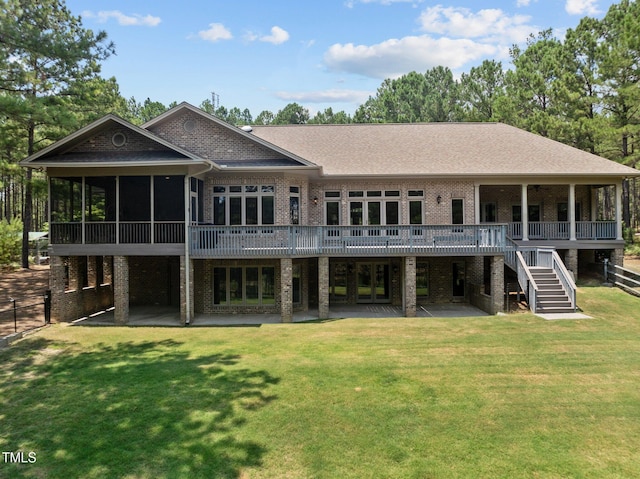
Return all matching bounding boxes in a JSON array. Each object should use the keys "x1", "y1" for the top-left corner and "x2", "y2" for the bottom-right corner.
[{"x1": 2, "y1": 284, "x2": 640, "y2": 478}]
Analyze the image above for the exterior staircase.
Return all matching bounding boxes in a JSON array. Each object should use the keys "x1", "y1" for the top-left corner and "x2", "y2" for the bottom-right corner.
[{"x1": 529, "y1": 267, "x2": 575, "y2": 313}]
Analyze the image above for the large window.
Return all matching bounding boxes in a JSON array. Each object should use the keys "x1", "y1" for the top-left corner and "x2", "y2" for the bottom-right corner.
[
  {"x1": 213, "y1": 185, "x2": 275, "y2": 225},
  {"x1": 348, "y1": 190, "x2": 400, "y2": 227},
  {"x1": 213, "y1": 266, "x2": 276, "y2": 305}
]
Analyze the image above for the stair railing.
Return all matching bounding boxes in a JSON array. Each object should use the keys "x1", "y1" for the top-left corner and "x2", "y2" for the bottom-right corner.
[
  {"x1": 536, "y1": 248, "x2": 577, "y2": 311},
  {"x1": 516, "y1": 250, "x2": 539, "y2": 313}
]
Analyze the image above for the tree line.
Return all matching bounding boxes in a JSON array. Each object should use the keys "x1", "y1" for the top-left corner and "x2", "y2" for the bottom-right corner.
[{"x1": 1, "y1": 0, "x2": 639, "y2": 267}]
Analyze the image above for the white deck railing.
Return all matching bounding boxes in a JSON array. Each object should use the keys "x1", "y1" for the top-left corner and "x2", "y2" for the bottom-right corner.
[
  {"x1": 190, "y1": 224, "x2": 507, "y2": 258},
  {"x1": 508, "y1": 221, "x2": 616, "y2": 240}
]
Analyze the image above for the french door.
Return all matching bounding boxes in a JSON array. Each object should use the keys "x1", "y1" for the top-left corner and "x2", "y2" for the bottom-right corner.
[{"x1": 357, "y1": 262, "x2": 390, "y2": 303}]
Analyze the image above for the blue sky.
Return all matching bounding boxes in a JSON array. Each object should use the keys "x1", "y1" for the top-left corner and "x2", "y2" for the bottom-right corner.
[{"x1": 65, "y1": 0, "x2": 618, "y2": 117}]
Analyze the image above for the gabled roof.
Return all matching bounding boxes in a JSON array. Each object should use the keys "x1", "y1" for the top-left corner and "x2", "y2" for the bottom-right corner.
[
  {"x1": 251, "y1": 122, "x2": 640, "y2": 178},
  {"x1": 142, "y1": 102, "x2": 319, "y2": 169},
  {"x1": 20, "y1": 114, "x2": 212, "y2": 168}
]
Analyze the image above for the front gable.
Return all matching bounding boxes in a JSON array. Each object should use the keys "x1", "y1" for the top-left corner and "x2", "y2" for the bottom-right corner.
[
  {"x1": 20, "y1": 114, "x2": 208, "y2": 168},
  {"x1": 143, "y1": 103, "x2": 318, "y2": 170}
]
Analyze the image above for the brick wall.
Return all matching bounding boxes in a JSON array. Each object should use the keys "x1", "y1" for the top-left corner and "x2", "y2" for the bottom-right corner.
[
  {"x1": 147, "y1": 111, "x2": 283, "y2": 161},
  {"x1": 69, "y1": 125, "x2": 174, "y2": 154},
  {"x1": 49, "y1": 255, "x2": 114, "y2": 322}
]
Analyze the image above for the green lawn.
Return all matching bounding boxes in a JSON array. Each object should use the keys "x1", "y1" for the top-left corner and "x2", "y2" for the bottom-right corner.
[{"x1": 2, "y1": 284, "x2": 640, "y2": 478}]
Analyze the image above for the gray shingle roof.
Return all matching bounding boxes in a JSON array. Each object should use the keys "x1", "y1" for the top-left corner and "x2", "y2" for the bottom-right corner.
[{"x1": 251, "y1": 122, "x2": 639, "y2": 178}]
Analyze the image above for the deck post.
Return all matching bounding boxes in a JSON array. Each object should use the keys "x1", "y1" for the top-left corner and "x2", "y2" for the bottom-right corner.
[
  {"x1": 491, "y1": 255, "x2": 505, "y2": 314},
  {"x1": 318, "y1": 257, "x2": 329, "y2": 319},
  {"x1": 404, "y1": 256, "x2": 417, "y2": 317},
  {"x1": 280, "y1": 258, "x2": 293, "y2": 322},
  {"x1": 521, "y1": 184, "x2": 529, "y2": 241},
  {"x1": 114, "y1": 256, "x2": 129, "y2": 324}
]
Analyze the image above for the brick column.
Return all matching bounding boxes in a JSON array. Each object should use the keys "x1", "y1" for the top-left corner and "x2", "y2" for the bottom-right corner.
[
  {"x1": 68, "y1": 256, "x2": 82, "y2": 291},
  {"x1": 87, "y1": 256, "x2": 98, "y2": 287},
  {"x1": 318, "y1": 257, "x2": 329, "y2": 319},
  {"x1": 612, "y1": 248, "x2": 624, "y2": 267},
  {"x1": 114, "y1": 256, "x2": 129, "y2": 325},
  {"x1": 281, "y1": 258, "x2": 293, "y2": 323},
  {"x1": 491, "y1": 255, "x2": 504, "y2": 314},
  {"x1": 103, "y1": 256, "x2": 113, "y2": 284},
  {"x1": 565, "y1": 249, "x2": 578, "y2": 280},
  {"x1": 404, "y1": 256, "x2": 417, "y2": 317},
  {"x1": 49, "y1": 255, "x2": 66, "y2": 322},
  {"x1": 180, "y1": 256, "x2": 194, "y2": 325}
]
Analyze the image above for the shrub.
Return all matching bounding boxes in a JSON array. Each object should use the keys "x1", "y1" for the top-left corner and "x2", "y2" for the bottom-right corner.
[{"x1": 0, "y1": 217, "x2": 23, "y2": 266}]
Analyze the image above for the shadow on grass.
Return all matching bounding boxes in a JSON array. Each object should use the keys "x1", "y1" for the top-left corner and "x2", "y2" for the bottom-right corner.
[{"x1": 0, "y1": 336, "x2": 279, "y2": 479}]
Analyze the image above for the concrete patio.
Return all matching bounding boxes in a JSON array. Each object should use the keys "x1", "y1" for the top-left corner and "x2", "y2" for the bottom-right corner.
[{"x1": 70, "y1": 303, "x2": 490, "y2": 327}]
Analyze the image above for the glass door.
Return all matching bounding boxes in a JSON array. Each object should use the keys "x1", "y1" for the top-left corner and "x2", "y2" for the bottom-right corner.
[{"x1": 357, "y1": 262, "x2": 390, "y2": 303}]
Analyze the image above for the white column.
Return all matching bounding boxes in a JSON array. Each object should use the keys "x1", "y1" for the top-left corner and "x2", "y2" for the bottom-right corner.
[
  {"x1": 569, "y1": 183, "x2": 576, "y2": 241},
  {"x1": 521, "y1": 184, "x2": 529, "y2": 241},
  {"x1": 616, "y1": 181, "x2": 623, "y2": 240}
]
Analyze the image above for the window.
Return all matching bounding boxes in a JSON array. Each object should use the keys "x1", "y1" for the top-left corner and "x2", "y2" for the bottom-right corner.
[
  {"x1": 348, "y1": 190, "x2": 400, "y2": 228},
  {"x1": 409, "y1": 190, "x2": 424, "y2": 226},
  {"x1": 416, "y1": 262, "x2": 429, "y2": 301},
  {"x1": 212, "y1": 185, "x2": 275, "y2": 226},
  {"x1": 290, "y1": 186, "x2": 300, "y2": 225},
  {"x1": 452, "y1": 199, "x2": 464, "y2": 225},
  {"x1": 512, "y1": 205, "x2": 521, "y2": 222},
  {"x1": 512, "y1": 204, "x2": 542, "y2": 222},
  {"x1": 557, "y1": 202, "x2": 581, "y2": 222},
  {"x1": 213, "y1": 266, "x2": 276, "y2": 306},
  {"x1": 481, "y1": 202, "x2": 496, "y2": 223},
  {"x1": 528, "y1": 204, "x2": 541, "y2": 222},
  {"x1": 330, "y1": 263, "x2": 348, "y2": 302}
]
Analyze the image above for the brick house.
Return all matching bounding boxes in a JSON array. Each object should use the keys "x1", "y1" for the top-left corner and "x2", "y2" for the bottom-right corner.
[{"x1": 20, "y1": 102, "x2": 640, "y2": 323}]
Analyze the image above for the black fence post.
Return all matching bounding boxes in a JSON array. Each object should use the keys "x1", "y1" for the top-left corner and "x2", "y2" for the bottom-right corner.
[
  {"x1": 11, "y1": 298, "x2": 17, "y2": 333},
  {"x1": 44, "y1": 290, "x2": 51, "y2": 324}
]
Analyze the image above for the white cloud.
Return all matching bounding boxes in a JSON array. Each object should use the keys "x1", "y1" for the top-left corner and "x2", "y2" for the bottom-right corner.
[
  {"x1": 565, "y1": 0, "x2": 600, "y2": 15},
  {"x1": 324, "y1": 35, "x2": 497, "y2": 79},
  {"x1": 260, "y1": 26, "x2": 290, "y2": 45},
  {"x1": 418, "y1": 6, "x2": 535, "y2": 43},
  {"x1": 516, "y1": 0, "x2": 534, "y2": 6},
  {"x1": 82, "y1": 10, "x2": 161, "y2": 27},
  {"x1": 198, "y1": 23, "x2": 233, "y2": 42},
  {"x1": 275, "y1": 89, "x2": 371, "y2": 104}
]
